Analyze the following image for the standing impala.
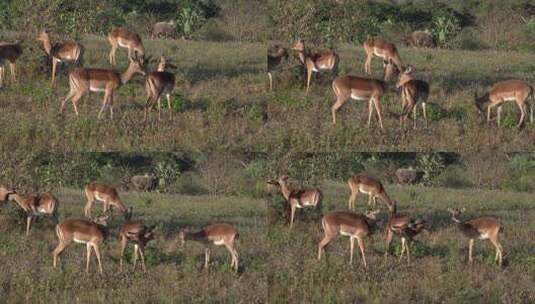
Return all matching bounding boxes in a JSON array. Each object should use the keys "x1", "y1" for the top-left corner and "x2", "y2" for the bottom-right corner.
[
  {"x1": 394, "y1": 65, "x2": 430, "y2": 128},
  {"x1": 0, "y1": 41, "x2": 23, "y2": 87},
  {"x1": 448, "y1": 208, "x2": 504, "y2": 267},
  {"x1": 267, "y1": 175, "x2": 323, "y2": 229},
  {"x1": 52, "y1": 213, "x2": 109, "y2": 274},
  {"x1": 118, "y1": 219, "x2": 155, "y2": 272},
  {"x1": 318, "y1": 209, "x2": 380, "y2": 267},
  {"x1": 267, "y1": 43, "x2": 288, "y2": 91},
  {"x1": 108, "y1": 28, "x2": 145, "y2": 66},
  {"x1": 36, "y1": 30, "x2": 83, "y2": 85},
  {"x1": 331, "y1": 74, "x2": 386, "y2": 129},
  {"x1": 347, "y1": 174, "x2": 393, "y2": 210},
  {"x1": 291, "y1": 39, "x2": 338, "y2": 94},
  {"x1": 179, "y1": 223, "x2": 239, "y2": 272},
  {"x1": 3, "y1": 190, "x2": 59, "y2": 236},
  {"x1": 60, "y1": 56, "x2": 145, "y2": 119},
  {"x1": 84, "y1": 182, "x2": 131, "y2": 218},
  {"x1": 363, "y1": 37, "x2": 404, "y2": 79},
  {"x1": 474, "y1": 79, "x2": 533, "y2": 128},
  {"x1": 144, "y1": 56, "x2": 176, "y2": 121}
]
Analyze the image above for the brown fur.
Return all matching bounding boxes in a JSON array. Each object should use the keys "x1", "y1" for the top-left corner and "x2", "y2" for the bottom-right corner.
[
  {"x1": 118, "y1": 220, "x2": 155, "y2": 272},
  {"x1": 0, "y1": 42, "x2": 22, "y2": 87},
  {"x1": 363, "y1": 37, "x2": 403, "y2": 80},
  {"x1": 291, "y1": 40, "x2": 338, "y2": 94},
  {"x1": 36, "y1": 30, "x2": 83, "y2": 85},
  {"x1": 83, "y1": 182, "x2": 129, "y2": 218},
  {"x1": 347, "y1": 175, "x2": 393, "y2": 210},
  {"x1": 108, "y1": 28, "x2": 145, "y2": 66}
]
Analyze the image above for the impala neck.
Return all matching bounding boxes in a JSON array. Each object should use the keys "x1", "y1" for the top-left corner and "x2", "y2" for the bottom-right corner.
[
  {"x1": 120, "y1": 64, "x2": 138, "y2": 85},
  {"x1": 41, "y1": 36, "x2": 52, "y2": 56},
  {"x1": 296, "y1": 50, "x2": 306, "y2": 65},
  {"x1": 6, "y1": 193, "x2": 29, "y2": 212},
  {"x1": 278, "y1": 181, "x2": 291, "y2": 201}
]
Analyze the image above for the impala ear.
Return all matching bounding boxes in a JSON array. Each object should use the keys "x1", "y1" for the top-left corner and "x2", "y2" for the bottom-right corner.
[
  {"x1": 460, "y1": 207, "x2": 466, "y2": 212},
  {"x1": 404, "y1": 65, "x2": 413, "y2": 74}
]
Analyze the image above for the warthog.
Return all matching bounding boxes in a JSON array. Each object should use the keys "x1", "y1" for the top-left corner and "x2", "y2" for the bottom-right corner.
[
  {"x1": 151, "y1": 21, "x2": 176, "y2": 39},
  {"x1": 402, "y1": 31, "x2": 435, "y2": 48}
]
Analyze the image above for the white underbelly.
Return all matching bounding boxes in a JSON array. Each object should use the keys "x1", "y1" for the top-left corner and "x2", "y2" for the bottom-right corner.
[
  {"x1": 351, "y1": 94, "x2": 369, "y2": 101},
  {"x1": 503, "y1": 97, "x2": 516, "y2": 102},
  {"x1": 213, "y1": 239, "x2": 225, "y2": 245},
  {"x1": 73, "y1": 238, "x2": 87, "y2": 244},
  {"x1": 38, "y1": 207, "x2": 47, "y2": 213},
  {"x1": 359, "y1": 187, "x2": 371, "y2": 194},
  {"x1": 118, "y1": 41, "x2": 129, "y2": 48},
  {"x1": 90, "y1": 87, "x2": 106, "y2": 92},
  {"x1": 340, "y1": 230, "x2": 353, "y2": 237},
  {"x1": 479, "y1": 233, "x2": 489, "y2": 240}
]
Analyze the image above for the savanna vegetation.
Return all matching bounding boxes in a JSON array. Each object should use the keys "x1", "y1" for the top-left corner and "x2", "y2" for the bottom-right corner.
[
  {"x1": 0, "y1": 153, "x2": 266, "y2": 303},
  {"x1": 266, "y1": 153, "x2": 535, "y2": 303}
]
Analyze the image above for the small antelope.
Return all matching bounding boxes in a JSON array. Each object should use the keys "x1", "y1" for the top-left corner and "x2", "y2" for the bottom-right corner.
[
  {"x1": 60, "y1": 56, "x2": 145, "y2": 119},
  {"x1": 179, "y1": 223, "x2": 239, "y2": 272},
  {"x1": 108, "y1": 28, "x2": 145, "y2": 66},
  {"x1": 394, "y1": 65, "x2": 430, "y2": 128},
  {"x1": 36, "y1": 30, "x2": 83, "y2": 85},
  {"x1": 84, "y1": 182, "x2": 131, "y2": 218},
  {"x1": 347, "y1": 174, "x2": 393, "y2": 210},
  {"x1": 363, "y1": 37, "x2": 404, "y2": 79},
  {"x1": 331, "y1": 75, "x2": 386, "y2": 129},
  {"x1": 52, "y1": 213, "x2": 109, "y2": 274},
  {"x1": 318, "y1": 209, "x2": 380, "y2": 267},
  {"x1": 144, "y1": 56, "x2": 176, "y2": 121},
  {"x1": 291, "y1": 39, "x2": 338, "y2": 94},
  {"x1": 0, "y1": 41, "x2": 23, "y2": 87},
  {"x1": 474, "y1": 79, "x2": 533, "y2": 128},
  {"x1": 118, "y1": 219, "x2": 156, "y2": 272},
  {"x1": 267, "y1": 43, "x2": 288, "y2": 91},
  {"x1": 448, "y1": 208, "x2": 504, "y2": 267},
  {"x1": 267, "y1": 175, "x2": 323, "y2": 229},
  {"x1": 3, "y1": 190, "x2": 59, "y2": 236},
  {"x1": 0, "y1": 185, "x2": 13, "y2": 202}
]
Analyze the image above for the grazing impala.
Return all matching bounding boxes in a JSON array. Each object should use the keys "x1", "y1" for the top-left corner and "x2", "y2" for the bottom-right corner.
[
  {"x1": 0, "y1": 186, "x2": 13, "y2": 202},
  {"x1": 363, "y1": 37, "x2": 404, "y2": 79},
  {"x1": 179, "y1": 223, "x2": 239, "y2": 272},
  {"x1": 52, "y1": 213, "x2": 110, "y2": 274},
  {"x1": 84, "y1": 182, "x2": 131, "y2": 218},
  {"x1": 448, "y1": 208, "x2": 504, "y2": 267},
  {"x1": 118, "y1": 219, "x2": 156, "y2": 272},
  {"x1": 318, "y1": 209, "x2": 380, "y2": 267},
  {"x1": 60, "y1": 56, "x2": 145, "y2": 119},
  {"x1": 347, "y1": 175, "x2": 393, "y2": 210},
  {"x1": 0, "y1": 41, "x2": 23, "y2": 87},
  {"x1": 36, "y1": 30, "x2": 83, "y2": 85},
  {"x1": 267, "y1": 43, "x2": 288, "y2": 91},
  {"x1": 331, "y1": 75, "x2": 385, "y2": 129},
  {"x1": 291, "y1": 39, "x2": 338, "y2": 94},
  {"x1": 108, "y1": 28, "x2": 145, "y2": 66},
  {"x1": 3, "y1": 190, "x2": 59, "y2": 236},
  {"x1": 144, "y1": 56, "x2": 176, "y2": 121},
  {"x1": 267, "y1": 175, "x2": 323, "y2": 229},
  {"x1": 395, "y1": 65, "x2": 430, "y2": 128},
  {"x1": 474, "y1": 79, "x2": 533, "y2": 128}
]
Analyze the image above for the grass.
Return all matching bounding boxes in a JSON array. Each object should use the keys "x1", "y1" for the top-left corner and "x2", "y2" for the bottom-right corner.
[
  {"x1": 267, "y1": 180, "x2": 535, "y2": 303},
  {"x1": 266, "y1": 44, "x2": 535, "y2": 152},
  {"x1": 0, "y1": 35, "x2": 265, "y2": 152},
  {"x1": 0, "y1": 188, "x2": 266, "y2": 303}
]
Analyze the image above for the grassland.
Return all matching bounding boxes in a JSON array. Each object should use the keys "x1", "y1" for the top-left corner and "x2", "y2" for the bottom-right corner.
[
  {"x1": 267, "y1": 180, "x2": 535, "y2": 303},
  {"x1": 0, "y1": 34, "x2": 265, "y2": 152},
  {"x1": 0, "y1": 188, "x2": 266, "y2": 303},
  {"x1": 266, "y1": 44, "x2": 535, "y2": 152}
]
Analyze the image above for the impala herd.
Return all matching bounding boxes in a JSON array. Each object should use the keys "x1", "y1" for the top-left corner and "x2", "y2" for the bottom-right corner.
[
  {"x1": 269, "y1": 174, "x2": 505, "y2": 268},
  {"x1": 0, "y1": 183, "x2": 239, "y2": 274},
  {"x1": 268, "y1": 37, "x2": 534, "y2": 129}
]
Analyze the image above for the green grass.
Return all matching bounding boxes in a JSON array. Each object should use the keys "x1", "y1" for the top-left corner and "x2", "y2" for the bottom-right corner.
[
  {"x1": 266, "y1": 44, "x2": 535, "y2": 152},
  {"x1": 0, "y1": 188, "x2": 266, "y2": 303},
  {"x1": 267, "y1": 180, "x2": 535, "y2": 303}
]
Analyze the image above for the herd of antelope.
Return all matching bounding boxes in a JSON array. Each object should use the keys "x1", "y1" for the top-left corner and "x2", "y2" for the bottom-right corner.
[
  {"x1": 268, "y1": 175, "x2": 505, "y2": 267},
  {"x1": 0, "y1": 28, "x2": 176, "y2": 121},
  {"x1": 268, "y1": 37, "x2": 534, "y2": 129},
  {"x1": 0, "y1": 183, "x2": 239, "y2": 274}
]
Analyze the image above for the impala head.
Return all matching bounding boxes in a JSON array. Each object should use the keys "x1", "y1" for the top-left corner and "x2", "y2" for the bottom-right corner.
[
  {"x1": 447, "y1": 207, "x2": 466, "y2": 223},
  {"x1": 36, "y1": 30, "x2": 49, "y2": 42},
  {"x1": 92, "y1": 212, "x2": 111, "y2": 226},
  {"x1": 410, "y1": 219, "x2": 431, "y2": 232},
  {"x1": 395, "y1": 65, "x2": 413, "y2": 88},
  {"x1": 178, "y1": 230, "x2": 186, "y2": 246},
  {"x1": 291, "y1": 39, "x2": 305, "y2": 52},
  {"x1": 0, "y1": 186, "x2": 15, "y2": 202},
  {"x1": 383, "y1": 60, "x2": 400, "y2": 82},
  {"x1": 474, "y1": 91, "x2": 487, "y2": 114},
  {"x1": 128, "y1": 56, "x2": 146, "y2": 76},
  {"x1": 364, "y1": 209, "x2": 381, "y2": 221}
]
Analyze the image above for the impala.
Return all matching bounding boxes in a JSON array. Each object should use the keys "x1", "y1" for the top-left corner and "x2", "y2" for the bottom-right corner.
[
  {"x1": 52, "y1": 213, "x2": 109, "y2": 274},
  {"x1": 36, "y1": 30, "x2": 83, "y2": 85},
  {"x1": 347, "y1": 174, "x2": 394, "y2": 210},
  {"x1": 474, "y1": 79, "x2": 534, "y2": 128},
  {"x1": 0, "y1": 185, "x2": 13, "y2": 202},
  {"x1": 84, "y1": 182, "x2": 131, "y2": 218},
  {"x1": 267, "y1": 175, "x2": 323, "y2": 229},
  {"x1": 363, "y1": 37, "x2": 404, "y2": 79},
  {"x1": 267, "y1": 43, "x2": 288, "y2": 91},
  {"x1": 118, "y1": 219, "x2": 155, "y2": 272},
  {"x1": 108, "y1": 28, "x2": 145, "y2": 66},
  {"x1": 395, "y1": 65, "x2": 430, "y2": 128},
  {"x1": 179, "y1": 223, "x2": 239, "y2": 272},
  {"x1": 0, "y1": 41, "x2": 23, "y2": 87},
  {"x1": 60, "y1": 56, "x2": 145, "y2": 119},
  {"x1": 331, "y1": 75, "x2": 385, "y2": 129},
  {"x1": 318, "y1": 209, "x2": 380, "y2": 267},
  {"x1": 144, "y1": 56, "x2": 176, "y2": 121},
  {"x1": 3, "y1": 190, "x2": 59, "y2": 236},
  {"x1": 448, "y1": 208, "x2": 504, "y2": 267},
  {"x1": 291, "y1": 39, "x2": 338, "y2": 94}
]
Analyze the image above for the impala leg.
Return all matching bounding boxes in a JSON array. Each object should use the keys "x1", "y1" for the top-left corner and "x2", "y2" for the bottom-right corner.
[
  {"x1": 413, "y1": 104, "x2": 418, "y2": 129},
  {"x1": 84, "y1": 195, "x2": 94, "y2": 218},
  {"x1": 468, "y1": 239, "x2": 474, "y2": 264},
  {"x1": 367, "y1": 99, "x2": 373, "y2": 128},
  {"x1": 98, "y1": 91, "x2": 111, "y2": 119},
  {"x1": 109, "y1": 94, "x2": 114, "y2": 120},
  {"x1": 204, "y1": 248, "x2": 210, "y2": 270},
  {"x1": 225, "y1": 243, "x2": 235, "y2": 269},
  {"x1": 9, "y1": 62, "x2": 16, "y2": 83},
  {"x1": 53, "y1": 241, "x2": 68, "y2": 269},
  {"x1": 268, "y1": 72, "x2": 273, "y2": 91},
  {"x1": 348, "y1": 187, "x2": 357, "y2": 210},
  {"x1": 373, "y1": 97, "x2": 384, "y2": 130},
  {"x1": 357, "y1": 237, "x2": 366, "y2": 268},
  {"x1": 119, "y1": 235, "x2": 127, "y2": 270},
  {"x1": 318, "y1": 233, "x2": 334, "y2": 260},
  {"x1": 497, "y1": 106, "x2": 502, "y2": 127},
  {"x1": 93, "y1": 244, "x2": 103, "y2": 274},
  {"x1": 166, "y1": 93, "x2": 172, "y2": 118},
  {"x1": 384, "y1": 229, "x2": 393, "y2": 259},
  {"x1": 422, "y1": 102, "x2": 428, "y2": 128},
  {"x1": 305, "y1": 66, "x2": 312, "y2": 95},
  {"x1": 0, "y1": 66, "x2": 3, "y2": 87},
  {"x1": 109, "y1": 43, "x2": 117, "y2": 66},
  {"x1": 86, "y1": 243, "x2": 92, "y2": 273},
  {"x1": 233, "y1": 248, "x2": 239, "y2": 272},
  {"x1": 157, "y1": 97, "x2": 161, "y2": 121},
  {"x1": 331, "y1": 96, "x2": 347, "y2": 125},
  {"x1": 139, "y1": 245, "x2": 147, "y2": 272},
  {"x1": 517, "y1": 100, "x2": 525, "y2": 128},
  {"x1": 25, "y1": 215, "x2": 33, "y2": 236},
  {"x1": 365, "y1": 55, "x2": 372, "y2": 75},
  {"x1": 51, "y1": 58, "x2": 58, "y2": 85},
  {"x1": 133, "y1": 244, "x2": 139, "y2": 270},
  {"x1": 70, "y1": 92, "x2": 84, "y2": 116},
  {"x1": 399, "y1": 237, "x2": 406, "y2": 261},
  {"x1": 490, "y1": 238, "x2": 503, "y2": 267},
  {"x1": 406, "y1": 239, "x2": 411, "y2": 263},
  {"x1": 349, "y1": 237, "x2": 355, "y2": 265},
  {"x1": 289, "y1": 204, "x2": 296, "y2": 229}
]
